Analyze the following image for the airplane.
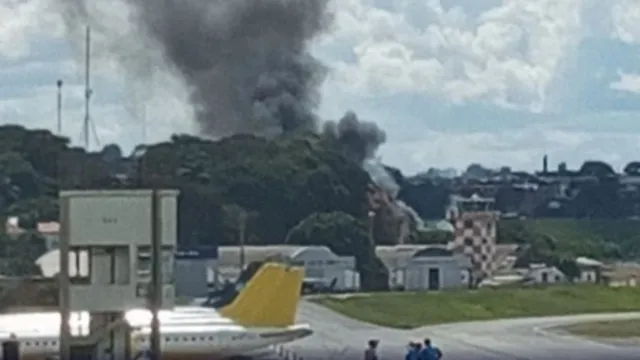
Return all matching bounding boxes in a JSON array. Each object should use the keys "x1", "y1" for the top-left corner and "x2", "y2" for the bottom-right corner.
[
  {"x1": 0, "y1": 323, "x2": 313, "y2": 360},
  {"x1": 0, "y1": 261, "x2": 301, "y2": 329},
  {"x1": 0, "y1": 262, "x2": 313, "y2": 360}
]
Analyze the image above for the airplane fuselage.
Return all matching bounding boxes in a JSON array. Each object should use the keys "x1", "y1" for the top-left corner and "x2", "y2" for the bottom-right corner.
[{"x1": 0, "y1": 323, "x2": 313, "y2": 360}]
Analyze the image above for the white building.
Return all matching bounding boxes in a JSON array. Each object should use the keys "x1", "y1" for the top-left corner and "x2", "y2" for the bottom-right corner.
[
  {"x1": 482, "y1": 263, "x2": 567, "y2": 287},
  {"x1": 575, "y1": 256, "x2": 603, "y2": 283},
  {"x1": 376, "y1": 245, "x2": 471, "y2": 291},
  {"x1": 527, "y1": 263, "x2": 566, "y2": 284},
  {"x1": 216, "y1": 245, "x2": 359, "y2": 291}
]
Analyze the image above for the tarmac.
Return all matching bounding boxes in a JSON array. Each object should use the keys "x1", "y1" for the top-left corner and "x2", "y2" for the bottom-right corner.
[{"x1": 277, "y1": 301, "x2": 640, "y2": 360}]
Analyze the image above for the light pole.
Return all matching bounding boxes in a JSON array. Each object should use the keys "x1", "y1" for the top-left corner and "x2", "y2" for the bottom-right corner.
[
  {"x1": 367, "y1": 211, "x2": 376, "y2": 246},
  {"x1": 134, "y1": 147, "x2": 162, "y2": 360},
  {"x1": 238, "y1": 210, "x2": 247, "y2": 272}
]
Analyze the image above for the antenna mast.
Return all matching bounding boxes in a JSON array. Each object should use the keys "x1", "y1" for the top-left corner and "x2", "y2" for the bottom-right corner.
[
  {"x1": 142, "y1": 103, "x2": 147, "y2": 144},
  {"x1": 83, "y1": 26, "x2": 93, "y2": 149},
  {"x1": 56, "y1": 80, "x2": 63, "y2": 134}
]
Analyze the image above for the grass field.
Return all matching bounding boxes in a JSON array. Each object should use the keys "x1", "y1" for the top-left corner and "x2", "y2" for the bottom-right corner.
[
  {"x1": 561, "y1": 319, "x2": 640, "y2": 338},
  {"x1": 312, "y1": 285, "x2": 640, "y2": 329}
]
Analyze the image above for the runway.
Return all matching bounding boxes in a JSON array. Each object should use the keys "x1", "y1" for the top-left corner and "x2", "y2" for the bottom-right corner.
[{"x1": 280, "y1": 301, "x2": 640, "y2": 360}]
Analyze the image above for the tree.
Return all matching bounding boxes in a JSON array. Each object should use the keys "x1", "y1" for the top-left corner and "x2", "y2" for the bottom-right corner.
[
  {"x1": 7, "y1": 197, "x2": 59, "y2": 226},
  {"x1": 407, "y1": 230, "x2": 452, "y2": 245},
  {"x1": 0, "y1": 233, "x2": 45, "y2": 276},
  {"x1": 555, "y1": 257, "x2": 580, "y2": 281},
  {"x1": 623, "y1": 162, "x2": 640, "y2": 176},
  {"x1": 176, "y1": 187, "x2": 225, "y2": 247},
  {"x1": 140, "y1": 133, "x2": 371, "y2": 246},
  {"x1": 285, "y1": 211, "x2": 388, "y2": 290},
  {"x1": 579, "y1": 160, "x2": 615, "y2": 178}
]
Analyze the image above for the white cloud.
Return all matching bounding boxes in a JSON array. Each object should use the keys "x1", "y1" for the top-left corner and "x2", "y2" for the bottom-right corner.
[
  {"x1": 322, "y1": 0, "x2": 585, "y2": 111},
  {"x1": 611, "y1": 0, "x2": 640, "y2": 44},
  {"x1": 611, "y1": 71, "x2": 640, "y2": 93}
]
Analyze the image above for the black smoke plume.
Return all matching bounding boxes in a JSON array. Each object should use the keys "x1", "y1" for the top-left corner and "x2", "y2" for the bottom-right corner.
[
  {"x1": 323, "y1": 111, "x2": 387, "y2": 164},
  {"x1": 53, "y1": 0, "x2": 389, "y2": 163},
  {"x1": 53, "y1": 0, "x2": 331, "y2": 137}
]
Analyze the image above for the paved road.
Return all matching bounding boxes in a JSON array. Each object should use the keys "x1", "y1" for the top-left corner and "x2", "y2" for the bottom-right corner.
[{"x1": 280, "y1": 302, "x2": 640, "y2": 360}]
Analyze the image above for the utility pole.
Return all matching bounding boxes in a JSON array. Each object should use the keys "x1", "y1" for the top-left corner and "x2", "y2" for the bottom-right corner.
[
  {"x1": 238, "y1": 210, "x2": 247, "y2": 272},
  {"x1": 141, "y1": 103, "x2": 147, "y2": 144},
  {"x1": 149, "y1": 188, "x2": 162, "y2": 360},
  {"x1": 56, "y1": 80, "x2": 63, "y2": 134},
  {"x1": 59, "y1": 203, "x2": 71, "y2": 360},
  {"x1": 137, "y1": 146, "x2": 162, "y2": 360}
]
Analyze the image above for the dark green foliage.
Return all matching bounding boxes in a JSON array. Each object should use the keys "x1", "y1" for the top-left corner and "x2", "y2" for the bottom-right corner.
[
  {"x1": 0, "y1": 232, "x2": 45, "y2": 276},
  {"x1": 498, "y1": 218, "x2": 639, "y2": 274},
  {"x1": 139, "y1": 133, "x2": 372, "y2": 245},
  {"x1": 407, "y1": 230, "x2": 452, "y2": 245},
  {"x1": 0, "y1": 125, "x2": 378, "y2": 278}
]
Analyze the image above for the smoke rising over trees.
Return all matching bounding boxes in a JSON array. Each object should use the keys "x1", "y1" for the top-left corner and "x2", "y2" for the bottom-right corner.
[
  {"x1": 323, "y1": 111, "x2": 387, "y2": 164},
  {"x1": 54, "y1": 0, "x2": 326, "y2": 135},
  {"x1": 53, "y1": 0, "x2": 391, "y2": 162}
]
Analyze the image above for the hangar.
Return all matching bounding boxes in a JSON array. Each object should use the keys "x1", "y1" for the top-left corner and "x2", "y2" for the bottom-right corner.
[
  {"x1": 376, "y1": 245, "x2": 472, "y2": 291},
  {"x1": 216, "y1": 245, "x2": 359, "y2": 291}
]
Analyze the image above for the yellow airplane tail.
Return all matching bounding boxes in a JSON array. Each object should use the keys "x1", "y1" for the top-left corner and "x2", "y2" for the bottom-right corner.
[{"x1": 218, "y1": 262, "x2": 304, "y2": 327}]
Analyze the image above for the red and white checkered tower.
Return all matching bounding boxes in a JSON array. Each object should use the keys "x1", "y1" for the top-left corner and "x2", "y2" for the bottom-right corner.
[{"x1": 446, "y1": 194, "x2": 499, "y2": 280}]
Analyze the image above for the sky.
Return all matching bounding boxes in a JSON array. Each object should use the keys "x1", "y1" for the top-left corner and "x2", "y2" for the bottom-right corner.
[{"x1": 1, "y1": 0, "x2": 640, "y2": 176}]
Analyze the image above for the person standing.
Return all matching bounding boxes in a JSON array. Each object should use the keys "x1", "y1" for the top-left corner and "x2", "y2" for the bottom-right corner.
[
  {"x1": 364, "y1": 339, "x2": 379, "y2": 360},
  {"x1": 405, "y1": 341, "x2": 417, "y2": 360},
  {"x1": 420, "y1": 338, "x2": 442, "y2": 360}
]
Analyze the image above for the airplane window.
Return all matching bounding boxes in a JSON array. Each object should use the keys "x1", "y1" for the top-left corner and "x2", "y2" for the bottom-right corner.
[
  {"x1": 25, "y1": 342, "x2": 30, "y2": 346},
  {"x1": 191, "y1": 337, "x2": 196, "y2": 341},
  {"x1": 200, "y1": 337, "x2": 205, "y2": 341},
  {"x1": 165, "y1": 337, "x2": 170, "y2": 342},
  {"x1": 183, "y1": 337, "x2": 188, "y2": 341},
  {"x1": 208, "y1": 336, "x2": 214, "y2": 341},
  {"x1": 34, "y1": 342, "x2": 39, "y2": 346}
]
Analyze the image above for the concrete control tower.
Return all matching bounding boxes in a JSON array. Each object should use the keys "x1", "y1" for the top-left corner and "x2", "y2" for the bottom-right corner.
[{"x1": 58, "y1": 189, "x2": 178, "y2": 359}]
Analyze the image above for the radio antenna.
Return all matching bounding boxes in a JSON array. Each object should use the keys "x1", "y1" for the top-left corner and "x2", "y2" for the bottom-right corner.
[{"x1": 82, "y1": 26, "x2": 100, "y2": 148}]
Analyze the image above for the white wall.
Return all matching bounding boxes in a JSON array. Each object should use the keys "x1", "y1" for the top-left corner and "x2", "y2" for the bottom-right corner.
[
  {"x1": 404, "y1": 257, "x2": 467, "y2": 291},
  {"x1": 61, "y1": 190, "x2": 177, "y2": 247},
  {"x1": 531, "y1": 267, "x2": 566, "y2": 284},
  {"x1": 578, "y1": 269, "x2": 598, "y2": 283},
  {"x1": 293, "y1": 249, "x2": 358, "y2": 291}
]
